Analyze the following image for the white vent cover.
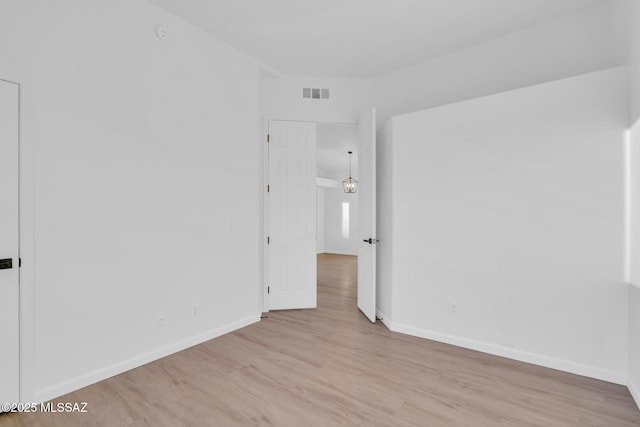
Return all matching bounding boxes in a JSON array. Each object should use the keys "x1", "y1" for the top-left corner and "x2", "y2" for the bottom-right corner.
[{"x1": 303, "y1": 88, "x2": 330, "y2": 100}]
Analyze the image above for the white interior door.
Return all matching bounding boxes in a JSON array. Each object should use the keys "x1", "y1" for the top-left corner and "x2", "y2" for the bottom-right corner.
[
  {"x1": 0, "y1": 79, "x2": 20, "y2": 405},
  {"x1": 357, "y1": 108, "x2": 377, "y2": 322},
  {"x1": 268, "y1": 121, "x2": 317, "y2": 310}
]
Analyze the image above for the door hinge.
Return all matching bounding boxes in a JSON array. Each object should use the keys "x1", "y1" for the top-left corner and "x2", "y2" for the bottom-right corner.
[
  {"x1": 267, "y1": 236, "x2": 270, "y2": 244},
  {"x1": 19, "y1": 258, "x2": 21, "y2": 267},
  {"x1": 267, "y1": 134, "x2": 270, "y2": 143},
  {"x1": 267, "y1": 184, "x2": 270, "y2": 193},
  {"x1": 268, "y1": 286, "x2": 270, "y2": 294}
]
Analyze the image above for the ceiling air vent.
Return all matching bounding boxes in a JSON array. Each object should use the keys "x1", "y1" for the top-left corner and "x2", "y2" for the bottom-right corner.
[{"x1": 303, "y1": 88, "x2": 330, "y2": 100}]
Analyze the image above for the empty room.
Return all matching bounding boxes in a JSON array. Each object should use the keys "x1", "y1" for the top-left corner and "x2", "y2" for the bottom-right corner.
[{"x1": 2, "y1": 0, "x2": 640, "y2": 425}]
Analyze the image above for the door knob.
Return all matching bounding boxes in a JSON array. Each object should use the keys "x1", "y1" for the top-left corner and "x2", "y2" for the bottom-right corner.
[{"x1": 362, "y1": 238, "x2": 378, "y2": 245}]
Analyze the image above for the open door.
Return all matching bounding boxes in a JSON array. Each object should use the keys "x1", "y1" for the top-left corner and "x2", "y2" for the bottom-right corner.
[
  {"x1": 267, "y1": 120, "x2": 317, "y2": 310},
  {"x1": 357, "y1": 108, "x2": 377, "y2": 322},
  {"x1": 0, "y1": 79, "x2": 20, "y2": 405}
]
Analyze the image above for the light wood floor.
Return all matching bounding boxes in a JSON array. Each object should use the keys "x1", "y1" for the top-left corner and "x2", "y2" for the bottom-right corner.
[{"x1": 2, "y1": 253, "x2": 640, "y2": 426}]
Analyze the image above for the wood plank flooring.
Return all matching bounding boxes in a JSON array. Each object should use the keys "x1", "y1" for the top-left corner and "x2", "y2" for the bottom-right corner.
[{"x1": 2, "y1": 253, "x2": 639, "y2": 426}]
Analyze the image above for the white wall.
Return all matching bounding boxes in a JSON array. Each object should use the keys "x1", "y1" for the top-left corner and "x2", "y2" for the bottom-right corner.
[
  {"x1": 1, "y1": 0, "x2": 261, "y2": 402},
  {"x1": 380, "y1": 68, "x2": 629, "y2": 383},
  {"x1": 261, "y1": 76, "x2": 372, "y2": 124},
  {"x1": 373, "y1": 1, "x2": 625, "y2": 126},
  {"x1": 321, "y1": 188, "x2": 359, "y2": 256},
  {"x1": 629, "y1": 0, "x2": 640, "y2": 124},
  {"x1": 316, "y1": 188, "x2": 326, "y2": 253}
]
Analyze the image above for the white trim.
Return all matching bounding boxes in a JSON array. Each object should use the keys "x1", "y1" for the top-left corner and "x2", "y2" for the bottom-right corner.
[
  {"x1": 629, "y1": 377, "x2": 640, "y2": 411},
  {"x1": 34, "y1": 314, "x2": 260, "y2": 403},
  {"x1": 263, "y1": 114, "x2": 357, "y2": 127},
  {"x1": 261, "y1": 117, "x2": 269, "y2": 312},
  {"x1": 624, "y1": 129, "x2": 632, "y2": 283},
  {"x1": 389, "y1": 322, "x2": 627, "y2": 386},
  {"x1": 376, "y1": 309, "x2": 392, "y2": 330}
]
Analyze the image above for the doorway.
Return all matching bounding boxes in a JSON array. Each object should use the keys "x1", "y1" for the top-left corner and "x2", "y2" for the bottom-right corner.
[
  {"x1": 315, "y1": 123, "x2": 359, "y2": 258},
  {"x1": 263, "y1": 109, "x2": 376, "y2": 322}
]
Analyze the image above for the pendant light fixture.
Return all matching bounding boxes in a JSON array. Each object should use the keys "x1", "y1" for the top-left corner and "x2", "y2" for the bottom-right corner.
[{"x1": 342, "y1": 151, "x2": 358, "y2": 193}]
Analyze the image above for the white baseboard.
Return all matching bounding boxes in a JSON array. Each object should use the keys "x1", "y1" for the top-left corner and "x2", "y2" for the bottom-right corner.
[
  {"x1": 34, "y1": 314, "x2": 261, "y2": 403},
  {"x1": 389, "y1": 322, "x2": 627, "y2": 386},
  {"x1": 375, "y1": 309, "x2": 392, "y2": 330},
  {"x1": 629, "y1": 378, "x2": 640, "y2": 411}
]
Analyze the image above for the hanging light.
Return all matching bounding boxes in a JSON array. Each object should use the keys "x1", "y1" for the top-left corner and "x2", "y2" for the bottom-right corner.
[{"x1": 342, "y1": 151, "x2": 358, "y2": 193}]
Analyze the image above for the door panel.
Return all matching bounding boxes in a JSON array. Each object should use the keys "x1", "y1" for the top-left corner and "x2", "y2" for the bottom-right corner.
[
  {"x1": 357, "y1": 108, "x2": 377, "y2": 322},
  {"x1": 0, "y1": 79, "x2": 20, "y2": 405},
  {"x1": 268, "y1": 121, "x2": 317, "y2": 310}
]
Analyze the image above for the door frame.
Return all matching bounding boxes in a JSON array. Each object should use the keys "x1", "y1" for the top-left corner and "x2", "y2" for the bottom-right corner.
[
  {"x1": 260, "y1": 115, "x2": 357, "y2": 312},
  {"x1": 0, "y1": 74, "x2": 36, "y2": 403}
]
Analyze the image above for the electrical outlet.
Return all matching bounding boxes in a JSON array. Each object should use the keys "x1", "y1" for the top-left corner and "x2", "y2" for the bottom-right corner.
[
  {"x1": 448, "y1": 302, "x2": 459, "y2": 317},
  {"x1": 192, "y1": 304, "x2": 199, "y2": 316}
]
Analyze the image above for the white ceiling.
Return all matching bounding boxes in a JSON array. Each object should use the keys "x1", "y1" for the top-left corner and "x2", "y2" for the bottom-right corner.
[{"x1": 148, "y1": 0, "x2": 604, "y2": 78}]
